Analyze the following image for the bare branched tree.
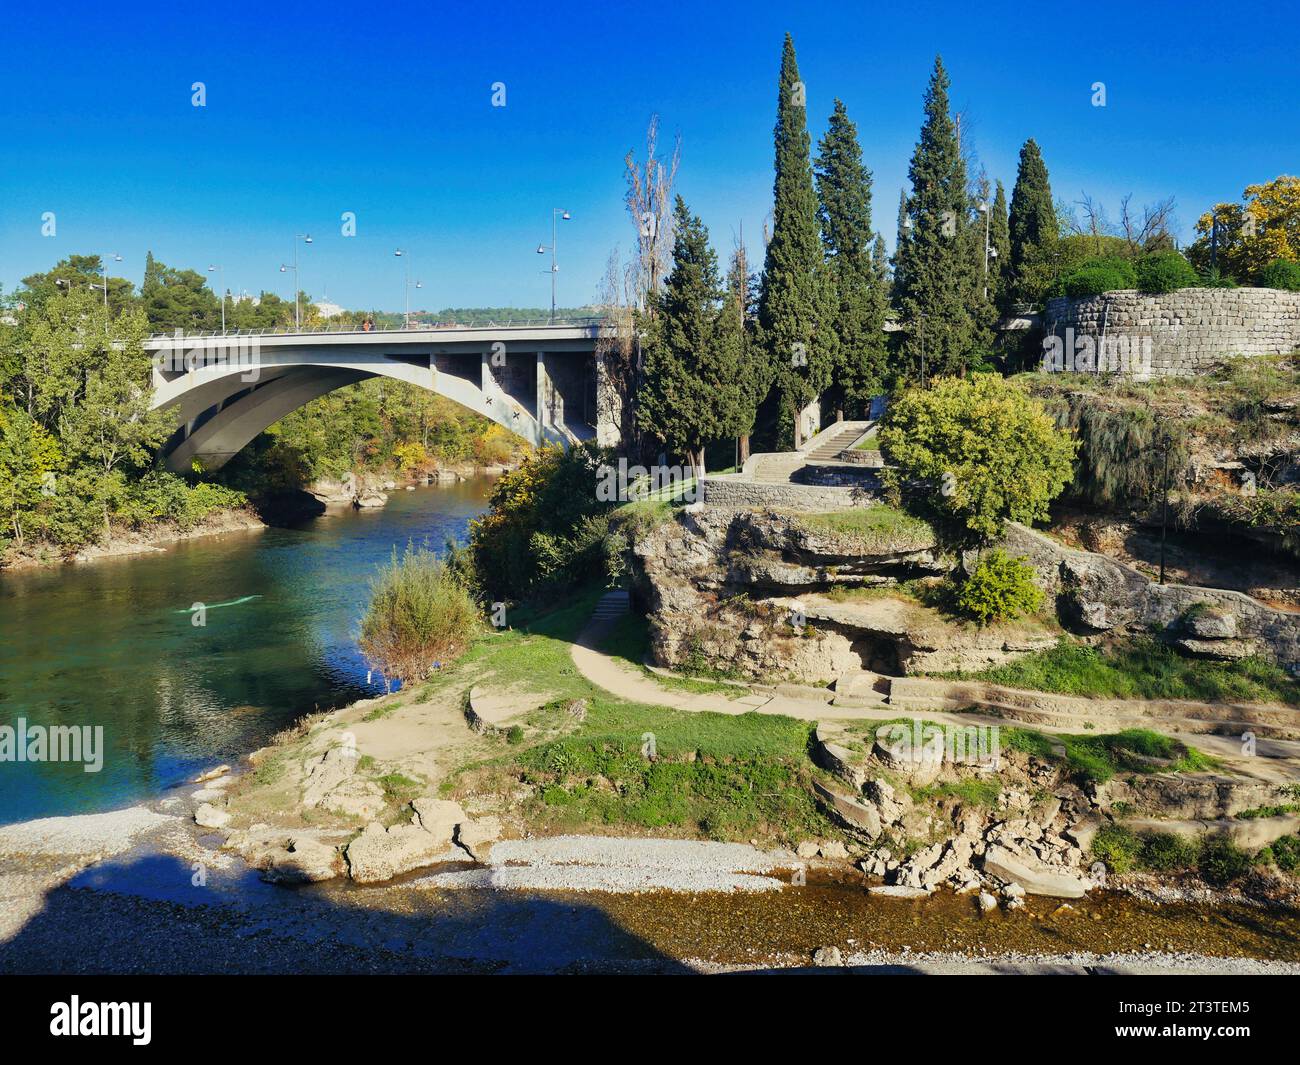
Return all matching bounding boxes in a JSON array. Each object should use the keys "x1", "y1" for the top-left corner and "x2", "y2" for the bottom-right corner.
[
  {"x1": 594, "y1": 247, "x2": 637, "y2": 447},
  {"x1": 623, "y1": 114, "x2": 680, "y2": 312},
  {"x1": 1119, "y1": 194, "x2": 1177, "y2": 253}
]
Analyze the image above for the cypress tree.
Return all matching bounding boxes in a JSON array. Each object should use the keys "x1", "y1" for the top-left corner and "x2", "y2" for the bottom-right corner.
[
  {"x1": 990, "y1": 179, "x2": 1011, "y2": 311},
  {"x1": 636, "y1": 196, "x2": 724, "y2": 475},
  {"x1": 1007, "y1": 138, "x2": 1057, "y2": 306},
  {"x1": 758, "y1": 33, "x2": 832, "y2": 448},
  {"x1": 891, "y1": 56, "x2": 977, "y2": 381},
  {"x1": 714, "y1": 243, "x2": 769, "y2": 464},
  {"x1": 815, "y1": 99, "x2": 888, "y2": 416}
]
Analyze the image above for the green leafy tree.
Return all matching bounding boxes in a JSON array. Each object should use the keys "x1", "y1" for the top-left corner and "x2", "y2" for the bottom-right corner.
[
  {"x1": 0, "y1": 404, "x2": 61, "y2": 549},
  {"x1": 758, "y1": 33, "x2": 833, "y2": 448},
  {"x1": 892, "y1": 56, "x2": 978, "y2": 380},
  {"x1": 815, "y1": 99, "x2": 888, "y2": 415},
  {"x1": 1007, "y1": 138, "x2": 1058, "y2": 305},
  {"x1": 20, "y1": 255, "x2": 136, "y2": 316},
  {"x1": 57, "y1": 303, "x2": 170, "y2": 539},
  {"x1": 878, "y1": 374, "x2": 1078, "y2": 549},
  {"x1": 140, "y1": 251, "x2": 221, "y2": 331}
]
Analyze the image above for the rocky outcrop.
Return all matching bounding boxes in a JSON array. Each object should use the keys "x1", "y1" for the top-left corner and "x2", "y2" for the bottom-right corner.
[
  {"x1": 633, "y1": 507, "x2": 1051, "y2": 682},
  {"x1": 1000, "y1": 523, "x2": 1300, "y2": 672},
  {"x1": 301, "y1": 747, "x2": 386, "y2": 820}
]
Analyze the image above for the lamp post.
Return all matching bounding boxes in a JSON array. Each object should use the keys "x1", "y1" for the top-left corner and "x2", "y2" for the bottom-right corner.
[
  {"x1": 279, "y1": 233, "x2": 312, "y2": 330},
  {"x1": 978, "y1": 202, "x2": 992, "y2": 300},
  {"x1": 394, "y1": 249, "x2": 423, "y2": 328},
  {"x1": 536, "y1": 208, "x2": 571, "y2": 323},
  {"x1": 92, "y1": 253, "x2": 122, "y2": 314},
  {"x1": 208, "y1": 264, "x2": 226, "y2": 333},
  {"x1": 1156, "y1": 429, "x2": 1174, "y2": 585}
]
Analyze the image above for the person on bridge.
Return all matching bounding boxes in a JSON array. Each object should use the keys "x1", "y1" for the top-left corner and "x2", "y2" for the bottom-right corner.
[{"x1": 362, "y1": 318, "x2": 375, "y2": 332}]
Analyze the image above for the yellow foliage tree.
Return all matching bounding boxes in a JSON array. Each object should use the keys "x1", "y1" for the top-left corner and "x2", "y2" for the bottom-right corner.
[{"x1": 1189, "y1": 175, "x2": 1300, "y2": 281}]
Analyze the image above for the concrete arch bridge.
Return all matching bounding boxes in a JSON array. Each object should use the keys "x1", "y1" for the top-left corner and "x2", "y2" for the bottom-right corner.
[{"x1": 144, "y1": 321, "x2": 618, "y2": 472}]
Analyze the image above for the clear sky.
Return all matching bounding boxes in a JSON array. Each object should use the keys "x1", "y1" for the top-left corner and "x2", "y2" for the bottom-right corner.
[{"x1": 1, "y1": 0, "x2": 1296, "y2": 313}]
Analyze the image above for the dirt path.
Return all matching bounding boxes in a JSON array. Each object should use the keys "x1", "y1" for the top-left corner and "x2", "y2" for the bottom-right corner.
[{"x1": 570, "y1": 593, "x2": 1300, "y2": 782}]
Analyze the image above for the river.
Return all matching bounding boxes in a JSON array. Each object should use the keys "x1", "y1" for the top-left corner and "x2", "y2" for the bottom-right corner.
[{"x1": 0, "y1": 478, "x2": 493, "y2": 826}]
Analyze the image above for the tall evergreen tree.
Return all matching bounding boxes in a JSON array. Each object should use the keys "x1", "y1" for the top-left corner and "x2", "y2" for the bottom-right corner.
[
  {"x1": 636, "y1": 197, "x2": 725, "y2": 475},
  {"x1": 891, "y1": 56, "x2": 978, "y2": 381},
  {"x1": 1007, "y1": 138, "x2": 1057, "y2": 306},
  {"x1": 990, "y1": 179, "x2": 1011, "y2": 310},
  {"x1": 815, "y1": 99, "x2": 888, "y2": 416},
  {"x1": 713, "y1": 243, "x2": 769, "y2": 465},
  {"x1": 891, "y1": 189, "x2": 909, "y2": 300},
  {"x1": 758, "y1": 33, "x2": 832, "y2": 448}
]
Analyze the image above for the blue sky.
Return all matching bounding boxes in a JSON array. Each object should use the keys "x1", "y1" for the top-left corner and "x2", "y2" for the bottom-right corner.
[{"x1": 1, "y1": 0, "x2": 1296, "y2": 312}]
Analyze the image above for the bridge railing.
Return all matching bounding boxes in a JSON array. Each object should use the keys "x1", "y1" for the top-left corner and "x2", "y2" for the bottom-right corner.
[{"x1": 145, "y1": 316, "x2": 608, "y2": 341}]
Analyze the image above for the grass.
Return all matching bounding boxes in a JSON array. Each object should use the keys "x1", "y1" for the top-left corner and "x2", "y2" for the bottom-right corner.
[
  {"x1": 416, "y1": 580, "x2": 837, "y2": 843},
  {"x1": 792, "y1": 505, "x2": 936, "y2": 552},
  {"x1": 852, "y1": 427, "x2": 880, "y2": 450},
  {"x1": 847, "y1": 716, "x2": 1212, "y2": 785},
  {"x1": 951, "y1": 637, "x2": 1300, "y2": 707},
  {"x1": 600, "y1": 611, "x2": 746, "y2": 696},
  {"x1": 1003, "y1": 726, "x2": 1217, "y2": 784},
  {"x1": 509, "y1": 704, "x2": 831, "y2": 841}
]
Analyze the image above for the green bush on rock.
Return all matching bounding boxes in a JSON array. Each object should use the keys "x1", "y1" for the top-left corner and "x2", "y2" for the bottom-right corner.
[{"x1": 954, "y1": 549, "x2": 1043, "y2": 625}]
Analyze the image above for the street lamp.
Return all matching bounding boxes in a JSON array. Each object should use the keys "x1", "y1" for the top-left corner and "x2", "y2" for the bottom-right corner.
[
  {"x1": 208, "y1": 264, "x2": 226, "y2": 334},
  {"x1": 978, "y1": 202, "x2": 992, "y2": 300},
  {"x1": 91, "y1": 253, "x2": 122, "y2": 314},
  {"x1": 536, "y1": 208, "x2": 571, "y2": 323},
  {"x1": 280, "y1": 234, "x2": 312, "y2": 329},
  {"x1": 394, "y1": 249, "x2": 424, "y2": 328}
]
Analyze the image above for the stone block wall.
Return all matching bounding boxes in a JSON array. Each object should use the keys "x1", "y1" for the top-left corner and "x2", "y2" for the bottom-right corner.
[
  {"x1": 1043, "y1": 288, "x2": 1300, "y2": 377},
  {"x1": 700, "y1": 477, "x2": 870, "y2": 510}
]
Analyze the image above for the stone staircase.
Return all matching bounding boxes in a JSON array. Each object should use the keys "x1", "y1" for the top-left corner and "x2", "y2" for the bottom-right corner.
[{"x1": 804, "y1": 422, "x2": 870, "y2": 462}]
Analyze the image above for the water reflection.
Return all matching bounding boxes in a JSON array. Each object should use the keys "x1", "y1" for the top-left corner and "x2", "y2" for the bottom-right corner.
[{"x1": 0, "y1": 479, "x2": 491, "y2": 824}]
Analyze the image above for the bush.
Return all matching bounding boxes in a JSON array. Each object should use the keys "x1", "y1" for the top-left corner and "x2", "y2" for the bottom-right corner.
[
  {"x1": 1134, "y1": 250, "x2": 1199, "y2": 294},
  {"x1": 1257, "y1": 258, "x2": 1300, "y2": 291},
  {"x1": 1139, "y1": 831, "x2": 1200, "y2": 871},
  {"x1": 1198, "y1": 837, "x2": 1253, "y2": 885},
  {"x1": 359, "y1": 544, "x2": 480, "y2": 685},
  {"x1": 878, "y1": 374, "x2": 1077, "y2": 549},
  {"x1": 1091, "y1": 823, "x2": 1142, "y2": 873},
  {"x1": 1059, "y1": 257, "x2": 1137, "y2": 297},
  {"x1": 954, "y1": 550, "x2": 1043, "y2": 625}
]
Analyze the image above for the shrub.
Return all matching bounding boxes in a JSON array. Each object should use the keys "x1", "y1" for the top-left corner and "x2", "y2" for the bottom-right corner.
[
  {"x1": 359, "y1": 544, "x2": 480, "y2": 685},
  {"x1": 1134, "y1": 250, "x2": 1199, "y2": 293},
  {"x1": 1059, "y1": 257, "x2": 1137, "y2": 297},
  {"x1": 1268, "y1": 834, "x2": 1300, "y2": 872},
  {"x1": 954, "y1": 550, "x2": 1043, "y2": 625},
  {"x1": 1257, "y1": 258, "x2": 1300, "y2": 291},
  {"x1": 1197, "y1": 837, "x2": 1253, "y2": 885},
  {"x1": 1139, "y1": 831, "x2": 1200, "y2": 871},
  {"x1": 878, "y1": 374, "x2": 1077, "y2": 549},
  {"x1": 1091, "y1": 823, "x2": 1142, "y2": 873}
]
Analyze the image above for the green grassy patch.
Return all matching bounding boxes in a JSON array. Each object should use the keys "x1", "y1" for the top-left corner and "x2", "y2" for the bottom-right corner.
[
  {"x1": 505, "y1": 704, "x2": 831, "y2": 840},
  {"x1": 1003, "y1": 726, "x2": 1217, "y2": 784},
  {"x1": 951, "y1": 637, "x2": 1300, "y2": 707},
  {"x1": 791, "y1": 505, "x2": 936, "y2": 552}
]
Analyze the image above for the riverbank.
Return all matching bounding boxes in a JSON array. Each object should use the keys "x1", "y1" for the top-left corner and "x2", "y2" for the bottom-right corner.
[{"x1": 0, "y1": 506, "x2": 266, "y2": 571}]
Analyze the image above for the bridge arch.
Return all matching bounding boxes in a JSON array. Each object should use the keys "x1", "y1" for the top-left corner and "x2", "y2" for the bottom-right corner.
[{"x1": 146, "y1": 325, "x2": 608, "y2": 472}]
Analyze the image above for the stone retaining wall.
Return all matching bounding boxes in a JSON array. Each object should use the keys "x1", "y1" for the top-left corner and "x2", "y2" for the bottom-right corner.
[
  {"x1": 700, "y1": 477, "x2": 869, "y2": 510},
  {"x1": 1043, "y1": 288, "x2": 1300, "y2": 377}
]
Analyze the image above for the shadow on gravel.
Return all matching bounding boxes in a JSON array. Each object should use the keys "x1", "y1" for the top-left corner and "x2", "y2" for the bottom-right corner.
[{"x1": 0, "y1": 852, "x2": 693, "y2": 975}]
